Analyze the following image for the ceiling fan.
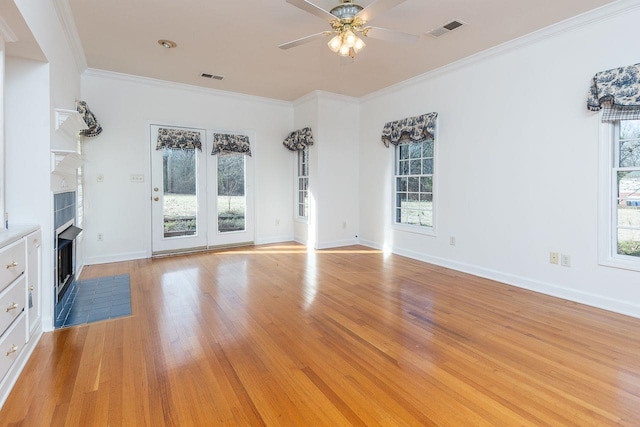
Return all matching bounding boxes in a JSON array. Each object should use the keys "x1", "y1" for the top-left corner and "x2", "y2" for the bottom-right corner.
[{"x1": 279, "y1": 0, "x2": 419, "y2": 58}]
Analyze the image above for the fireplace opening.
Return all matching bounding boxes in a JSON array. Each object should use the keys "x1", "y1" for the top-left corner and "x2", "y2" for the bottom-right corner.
[
  {"x1": 57, "y1": 238, "x2": 73, "y2": 302},
  {"x1": 56, "y1": 222, "x2": 82, "y2": 304}
]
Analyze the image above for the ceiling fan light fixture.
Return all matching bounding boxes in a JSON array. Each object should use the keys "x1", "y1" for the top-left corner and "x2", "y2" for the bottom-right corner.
[
  {"x1": 344, "y1": 29, "x2": 357, "y2": 48},
  {"x1": 353, "y1": 37, "x2": 365, "y2": 52},
  {"x1": 338, "y1": 43, "x2": 351, "y2": 56},
  {"x1": 328, "y1": 34, "x2": 342, "y2": 53}
]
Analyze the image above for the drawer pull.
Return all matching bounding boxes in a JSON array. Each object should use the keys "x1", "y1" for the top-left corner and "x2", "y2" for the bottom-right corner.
[
  {"x1": 5, "y1": 261, "x2": 18, "y2": 269},
  {"x1": 6, "y1": 345, "x2": 17, "y2": 356},
  {"x1": 6, "y1": 302, "x2": 18, "y2": 312}
]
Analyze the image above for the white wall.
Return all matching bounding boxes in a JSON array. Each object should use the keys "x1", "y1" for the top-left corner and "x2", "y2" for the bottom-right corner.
[
  {"x1": 292, "y1": 92, "x2": 360, "y2": 249},
  {"x1": 315, "y1": 93, "x2": 359, "y2": 249},
  {"x1": 358, "y1": 3, "x2": 640, "y2": 317},
  {"x1": 81, "y1": 71, "x2": 294, "y2": 263}
]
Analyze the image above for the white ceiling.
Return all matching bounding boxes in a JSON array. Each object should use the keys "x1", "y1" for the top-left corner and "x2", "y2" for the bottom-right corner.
[{"x1": 17, "y1": 0, "x2": 621, "y2": 101}]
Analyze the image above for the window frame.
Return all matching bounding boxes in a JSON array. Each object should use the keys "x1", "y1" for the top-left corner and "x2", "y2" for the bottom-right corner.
[
  {"x1": 296, "y1": 147, "x2": 309, "y2": 221},
  {"x1": 391, "y1": 138, "x2": 437, "y2": 236},
  {"x1": 598, "y1": 119, "x2": 640, "y2": 271}
]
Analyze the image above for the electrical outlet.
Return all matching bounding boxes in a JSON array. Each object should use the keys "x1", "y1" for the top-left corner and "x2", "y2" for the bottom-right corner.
[
  {"x1": 449, "y1": 236, "x2": 456, "y2": 246},
  {"x1": 561, "y1": 254, "x2": 571, "y2": 267},
  {"x1": 97, "y1": 233, "x2": 104, "y2": 242},
  {"x1": 549, "y1": 252, "x2": 559, "y2": 265}
]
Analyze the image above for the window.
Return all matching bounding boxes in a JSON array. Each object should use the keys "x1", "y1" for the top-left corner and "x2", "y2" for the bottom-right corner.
[
  {"x1": 600, "y1": 119, "x2": 640, "y2": 269},
  {"x1": 297, "y1": 147, "x2": 309, "y2": 219},
  {"x1": 394, "y1": 138, "x2": 434, "y2": 230}
]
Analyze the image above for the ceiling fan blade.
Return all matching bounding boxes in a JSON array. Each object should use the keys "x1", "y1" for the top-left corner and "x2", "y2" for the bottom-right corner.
[
  {"x1": 364, "y1": 26, "x2": 419, "y2": 44},
  {"x1": 356, "y1": 0, "x2": 406, "y2": 23},
  {"x1": 286, "y1": 0, "x2": 336, "y2": 22},
  {"x1": 279, "y1": 31, "x2": 332, "y2": 49}
]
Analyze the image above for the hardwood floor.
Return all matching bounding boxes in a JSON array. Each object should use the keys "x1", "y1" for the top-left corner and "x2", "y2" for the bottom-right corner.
[{"x1": 1, "y1": 243, "x2": 639, "y2": 426}]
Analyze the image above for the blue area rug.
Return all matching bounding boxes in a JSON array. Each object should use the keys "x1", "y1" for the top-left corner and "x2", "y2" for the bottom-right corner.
[{"x1": 61, "y1": 274, "x2": 131, "y2": 328}]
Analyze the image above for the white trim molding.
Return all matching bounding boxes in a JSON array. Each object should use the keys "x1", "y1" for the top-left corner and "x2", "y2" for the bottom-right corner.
[
  {"x1": 52, "y1": 0, "x2": 88, "y2": 73},
  {"x1": 358, "y1": 238, "x2": 640, "y2": 319}
]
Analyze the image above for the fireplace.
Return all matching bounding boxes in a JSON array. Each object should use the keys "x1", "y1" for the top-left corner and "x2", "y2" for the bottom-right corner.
[{"x1": 55, "y1": 220, "x2": 82, "y2": 303}]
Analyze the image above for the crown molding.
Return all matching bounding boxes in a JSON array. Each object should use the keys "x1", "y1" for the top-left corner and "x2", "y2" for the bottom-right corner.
[
  {"x1": 52, "y1": 0, "x2": 87, "y2": 73},
  {"x1": 83, "y1": 68, "x2": 293, "y2": 109},
  {"x1": 0, "y1": 14, "x2": 18, "y2": 43},
  {"x1": 293, "y1": 90, "x2": 360, "y2": 107},
  {"x1": 362, "y1": 0, "x2": 640, "y2": 103}
]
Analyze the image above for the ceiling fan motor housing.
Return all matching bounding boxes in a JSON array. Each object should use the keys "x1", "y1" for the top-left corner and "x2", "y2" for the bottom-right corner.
[{"x1": 330, "y1": 2, "x2": 364, "y2": 20}]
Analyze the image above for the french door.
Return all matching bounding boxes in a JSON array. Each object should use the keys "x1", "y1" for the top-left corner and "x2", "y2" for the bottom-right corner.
[{"x1": 150, "y1": 124, "x2": 254, "y2": 254}]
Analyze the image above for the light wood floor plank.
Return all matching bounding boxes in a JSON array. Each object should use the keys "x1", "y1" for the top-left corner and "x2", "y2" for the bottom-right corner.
[{"x1": 1, "y1": 243, "x2": 639, "y2": 425}]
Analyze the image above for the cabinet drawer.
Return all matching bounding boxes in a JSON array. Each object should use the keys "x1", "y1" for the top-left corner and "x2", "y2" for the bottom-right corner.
[
  {"x1": 0, "y1": 276, "x2": 26, "y2": 337},
  {"x1": 0, "y1": 313, "x2": 26, "y2": 382},
  {"x1": 0, "y1": 240, "x2": 26, "y2": 293}
]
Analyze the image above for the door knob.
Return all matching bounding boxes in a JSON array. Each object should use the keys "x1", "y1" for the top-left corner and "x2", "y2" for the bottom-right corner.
[{"x1": 153, "y1": 196, "x2": 159, "y2": 202}]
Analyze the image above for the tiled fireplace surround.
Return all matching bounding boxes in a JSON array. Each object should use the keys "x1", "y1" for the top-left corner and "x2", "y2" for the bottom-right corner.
[{"x1": 53, "y1": 191, "x2": 77, "y2": 328}]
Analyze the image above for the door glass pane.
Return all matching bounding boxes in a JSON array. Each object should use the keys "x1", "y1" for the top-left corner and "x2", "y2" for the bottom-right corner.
[
  {"x1": 616, "y1": 170, "x2": 640, "y2": 257},
  {"x1": 218, "y1": 153, "x2": 246, "y2": 233},
  {"x1": 162, "y1": 148, "x2": 197, "y2": 238}
]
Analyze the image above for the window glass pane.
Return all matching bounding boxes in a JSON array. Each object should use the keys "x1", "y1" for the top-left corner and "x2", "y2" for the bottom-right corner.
[
  {"x1": 408, "y1": 177, "x2": 419, "y2": 192},
  {"x1": 396, "y1": 192, "x2": 407, "y2": 208},
  {"x1": 409, "y1": 143, "x2": 422, "y2": 159},
  {"x1": 397, "y1": 177, "x2": 408, "y2": 192},
  {"x1": 617, "y1": 228, "x2": 640, "y2": 257},
  {"x1": 398, "y1": 160, "x2": 409, "y2": 175},
  {"x1": 422, "y1": 158, "x2": 433, "y2": 175},
  {"x1": 419, "y1": 210, "x2": 433, "y2": 227},
  {"x1": 422, "y1": 140, "x2": 434, "y2": 158},
  {"x1": 619, "y1": 140, "x2": 640, "y2": 168},
  {"x1": 217, "y1": 153, "x2": 245, "y2": 233},
  {"x1": 618, "y1": 171, "x2": 640, "y2": 199},
  {"x1": 421, "y1": 177, "x2": 433, "y2": 193},
  {"x1": 620, "y1": 120, "x2": 640, "y2": 140},
  {"x1": 399, "y1": 145, "x2": 409, "y2": 160},
  {"x1": 162, "y1": 148, "x2": 197, "y2": 238},
  {"x1": 410, "y1": 159, "x2": 421, "y2": 175}
]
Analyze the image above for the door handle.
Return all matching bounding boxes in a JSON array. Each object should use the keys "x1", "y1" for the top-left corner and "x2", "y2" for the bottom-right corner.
[
  {"x1": 153, "y1": 196, "x2": 159, "y2": 202},
  {"x1": 154, "y1": 187, "x2": 159, "y2": 192}
]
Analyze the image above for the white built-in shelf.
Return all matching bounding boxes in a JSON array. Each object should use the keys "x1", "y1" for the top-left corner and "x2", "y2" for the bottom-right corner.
[
  {"x1": 51, "y1": 149, "x2": 82, "y2": 177},
  {"x1": 54, "y1": 108, "x2": 88, "y2": 142}
]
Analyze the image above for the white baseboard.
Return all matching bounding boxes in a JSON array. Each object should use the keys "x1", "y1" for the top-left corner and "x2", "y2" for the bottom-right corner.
[
  {"x1": 84, "y1": 250, "x2": 148, "y2": 265},
  {"x1": 358, "y1": 239, "x2": 640, "y2": 319},
  {"x1": 316, "y1": 238, "x2": 359, "y2": 250},
  {"x1": 254, "y1": 235, "x2": 294, "y2": 245}
]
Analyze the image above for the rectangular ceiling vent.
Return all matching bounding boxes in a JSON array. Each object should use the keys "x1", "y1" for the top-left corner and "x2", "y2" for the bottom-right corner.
[
  {"x1": 201, "y1": 73, "x2": 224, "y2": 80},
  {"x1": 428, "y1": 20, "x2": 465, "y2": 38}
]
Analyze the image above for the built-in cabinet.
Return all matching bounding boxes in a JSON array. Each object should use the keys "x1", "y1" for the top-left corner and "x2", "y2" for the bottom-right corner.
[{"x1": 0, "y1": 226, "x2": 41, "y2": 407}]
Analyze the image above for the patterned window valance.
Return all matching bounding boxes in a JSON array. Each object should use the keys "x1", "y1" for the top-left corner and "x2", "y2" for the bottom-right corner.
[
  {"x1": 156, "y1": 128, "x2": 202, "y2": 151},
  {"x1": 211, "y1": 133, "x2": 252, "y2": 156},
  {"x1": 76, "y1": 101, "x2": 103, "y2": 137},
  {"x1": 381, "y1": 113, "x2": 438, "y2": 147},
  {"x1": 283, "y1": 127, "x2": 314, "y2": 151},
  {"x1": 587, "y1": 63, "x2": 640, "y2": 122}
]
